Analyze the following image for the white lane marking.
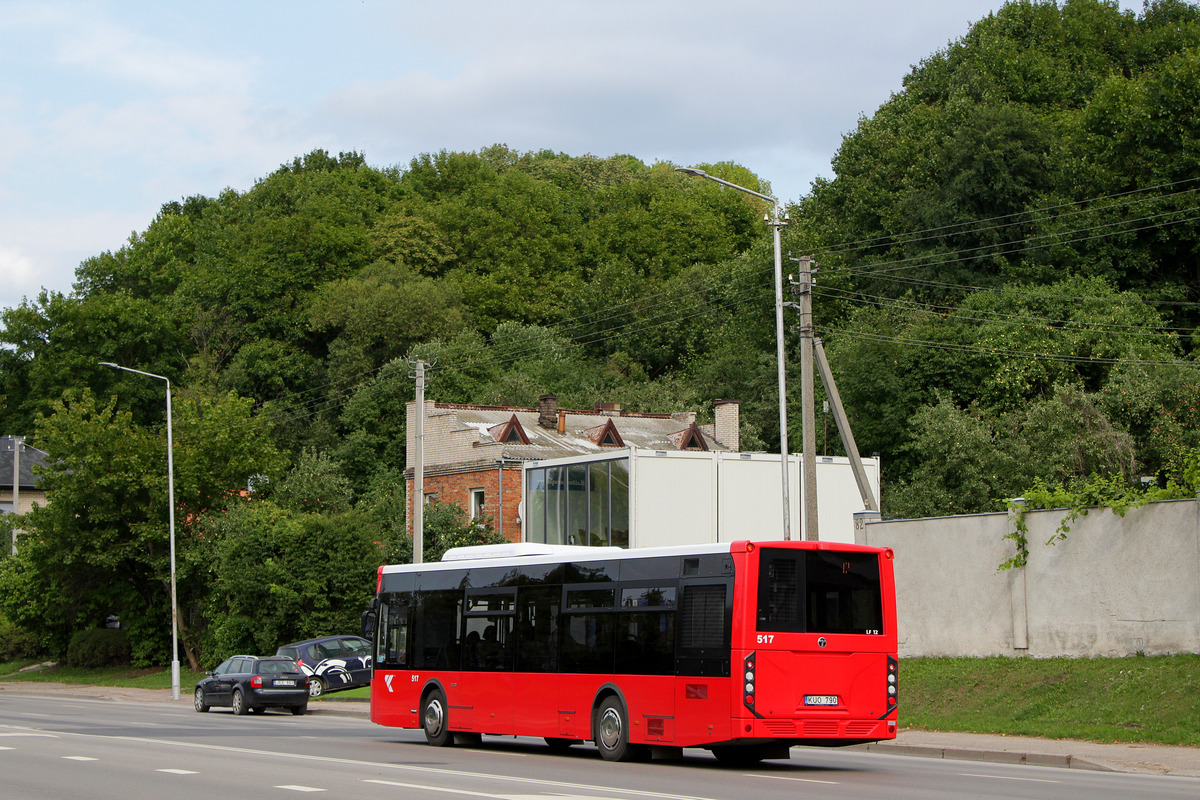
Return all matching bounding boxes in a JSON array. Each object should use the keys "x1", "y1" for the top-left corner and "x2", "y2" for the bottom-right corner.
[
  {"x1": 365, "y1": 779, "x2": 507, "y2": 798},
  {"x1": 364, "y1": 782, "x2": 614, "y2": 800},
  {"x1": 0, "y1": 733, "x2": 58, "y2": 738},
  {"x1": 276, "y1": 786, "x2": 326, "y2": 792},
  {"x1": 20, "y1": 728, "x2": 719, "y2": 800},
  {"x1": 157, "y1": 769, "x2": 198, "y2": 775},
  {"x1": 0, "y1": 746, "x2": 13, "y2": 751},
  {"x1": 959, "y1": 773, "x2": 1062, "y2": 784},
  {"x1": 63, "y1": 756, "x2": 98, "y2": 761},
  {"x1": 749, "y1": 774, "x2": 839, "y2": 785}
]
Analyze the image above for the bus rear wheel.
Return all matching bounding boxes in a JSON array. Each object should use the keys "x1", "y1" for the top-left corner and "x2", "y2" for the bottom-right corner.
[
  {"x1": 422, "y1": 687, "x2": 452, "y2": 747},
  {"x1": 594, "y1": 697, "x2": 645, "y2": 762}
]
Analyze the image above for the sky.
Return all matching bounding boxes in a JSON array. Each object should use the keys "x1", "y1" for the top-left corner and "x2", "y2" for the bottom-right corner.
[{"x1": 0, "y1": 0, "x2": 1146, "y2": 313}]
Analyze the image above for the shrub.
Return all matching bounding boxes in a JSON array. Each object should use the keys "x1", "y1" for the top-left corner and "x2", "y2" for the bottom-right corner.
[
  {"x1": 0, "y1": 613, "x2": 45, "y2": 661},
  {"x1": 64, "y1": 628, "x2": 131, "y2": 668}
]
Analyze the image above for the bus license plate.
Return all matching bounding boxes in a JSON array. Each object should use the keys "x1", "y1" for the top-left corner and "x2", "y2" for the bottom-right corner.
[
  {"x1": 804, "y1": 695, "x2": 838, "y2": 706},
  {"x1": 275, "y1": 680, "x2": 295, "y2": 686}
]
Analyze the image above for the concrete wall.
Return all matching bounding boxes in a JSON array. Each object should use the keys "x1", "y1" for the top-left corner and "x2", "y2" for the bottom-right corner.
[{"x1": 856, "y1": 499, "x2": 1200, "y2": 658}]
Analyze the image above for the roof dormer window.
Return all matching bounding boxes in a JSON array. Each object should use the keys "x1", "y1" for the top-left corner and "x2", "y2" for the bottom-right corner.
[
  {"x1": 584, "y1": 418, "x2": 625, "y2": 448},
  {"x1": 670, "y1": 422, "x2": 709, "y2": 451},
  {"x1": 488, "y1": 414, "x2": 530, "y2": 445}
]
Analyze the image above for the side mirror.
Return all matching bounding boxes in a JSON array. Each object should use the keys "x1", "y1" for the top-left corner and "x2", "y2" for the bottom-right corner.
[{"x1": 361, "y1": 610, "x2": 377, "y2": 640}]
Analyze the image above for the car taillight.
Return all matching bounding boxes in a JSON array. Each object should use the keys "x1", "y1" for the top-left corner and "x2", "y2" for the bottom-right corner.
[
  {"x1": 886, "y1": 656, "x2": 898, "y2": 711},
  {"x1": 743, "y1": 652, "x2": 756, "y2": 711},
  {"x1": 251, "y1": 675, "x2": 263, "y2": 688}
]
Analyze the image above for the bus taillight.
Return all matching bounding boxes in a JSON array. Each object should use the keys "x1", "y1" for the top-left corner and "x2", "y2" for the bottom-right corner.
[
  {"x1": 743, "y1": 652, "x2": 756, "y2": 710},
  {"x1": 886, "y1": 656, "x2": 898, "y2": 711}
]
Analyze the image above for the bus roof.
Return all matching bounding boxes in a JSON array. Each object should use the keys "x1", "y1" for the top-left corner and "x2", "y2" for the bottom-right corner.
[{"x1": 380, "y1": 539, "x2": 890, "y2": 576}]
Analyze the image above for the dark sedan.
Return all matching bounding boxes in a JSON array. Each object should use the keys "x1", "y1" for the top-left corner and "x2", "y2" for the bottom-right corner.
[{"x1": 194, "y1": 655, "x2": 309, "y2": 715}]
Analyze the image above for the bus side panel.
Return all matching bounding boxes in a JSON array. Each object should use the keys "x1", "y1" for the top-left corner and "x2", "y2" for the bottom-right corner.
[
  {"x1": 454, "y1": 672, "x2": 512, "y2": 733},
  {"x1": 512, "y1": 672, "x2": 560, "y2": 736},
  {"x1": 370, "y1": 670, "x2": 419, "y2": 729},
  {"x1": 673, "y1": 676, "x2": 733, "y2": 748},
  {"x1": 557, "y1": 675, "x2": 676, "y2": 744}
]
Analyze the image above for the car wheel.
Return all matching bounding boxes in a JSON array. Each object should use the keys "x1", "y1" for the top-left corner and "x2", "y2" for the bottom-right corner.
[
  {"x1": 231, "y1": 688, "x2": 248, "y2": 716},
  {"x1": 594, "y1": 696, "x2": 645, "y2": 762},
  {"x1": 308, "y1": 676, "x2": 325, "y2": 699},
  {"x1": 193, "y1": 687, "x2": 209, "y2": 713},
  {"x1": 291, "y1": 704, "x2": 307, "y2": 716},
  {"x1": 421, "y1": 687, "x2": 452, "y2": 747}
]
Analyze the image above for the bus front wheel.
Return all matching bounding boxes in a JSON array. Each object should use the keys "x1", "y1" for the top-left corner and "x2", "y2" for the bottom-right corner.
[
  {"x1": 594, "y1": 697, "x2": 644, "y2": 762},
  {"x1": 422, "y1": 687, "x2": 452, "y2": 747}
]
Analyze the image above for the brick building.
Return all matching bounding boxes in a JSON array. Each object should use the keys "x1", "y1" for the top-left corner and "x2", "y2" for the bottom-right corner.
[{"x1": 405, "y1": 395, "x2": 740, "y2": 544}]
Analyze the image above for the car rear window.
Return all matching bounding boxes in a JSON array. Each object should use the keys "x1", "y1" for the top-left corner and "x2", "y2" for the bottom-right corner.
[{"x1": 258, "y1": 660, "x2": 297, "y2": 675}]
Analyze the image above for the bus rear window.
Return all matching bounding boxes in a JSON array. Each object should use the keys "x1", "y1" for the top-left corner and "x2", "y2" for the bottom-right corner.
[{"x1": 757, "y1": 549, "x2": 883, "y2": 635}]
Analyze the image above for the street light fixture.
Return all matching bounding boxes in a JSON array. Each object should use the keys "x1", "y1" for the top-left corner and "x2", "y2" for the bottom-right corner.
[
  {"x1": 99, "y1": 362, "x2": 180, "y2": 701},
  {"x1": 675, "y1": 166, "x2": 810, "y2": 540}
]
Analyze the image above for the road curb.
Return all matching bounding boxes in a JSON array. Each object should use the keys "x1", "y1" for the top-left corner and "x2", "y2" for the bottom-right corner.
[{"x1": 862, "y1": 742, "x2": 1114, "y2": 772}]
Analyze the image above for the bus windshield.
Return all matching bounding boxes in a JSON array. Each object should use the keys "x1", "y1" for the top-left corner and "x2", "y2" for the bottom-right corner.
[{"x1": 756, "y1": 547, "x2": 884, "y2": 635}]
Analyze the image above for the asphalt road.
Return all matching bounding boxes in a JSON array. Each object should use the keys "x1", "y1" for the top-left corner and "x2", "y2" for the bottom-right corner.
[{"x1": 1, "y1": 693, "x2": 1199, "y2": 800}]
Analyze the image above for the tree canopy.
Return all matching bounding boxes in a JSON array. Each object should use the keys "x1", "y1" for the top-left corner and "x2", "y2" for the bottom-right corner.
[{"x1": 3, "y1": 0, "x2": 1200, "y2": 665}]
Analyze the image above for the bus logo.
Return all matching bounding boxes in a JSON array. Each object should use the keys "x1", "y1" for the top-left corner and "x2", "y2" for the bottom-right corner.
[{"x1": 818, "y1": 637, "x2": 827, "y2": 648}]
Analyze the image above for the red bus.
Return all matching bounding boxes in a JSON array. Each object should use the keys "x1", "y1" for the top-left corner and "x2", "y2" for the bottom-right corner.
[{"x1": 365, "y1": 540, "x2": 897, "y2": 764}]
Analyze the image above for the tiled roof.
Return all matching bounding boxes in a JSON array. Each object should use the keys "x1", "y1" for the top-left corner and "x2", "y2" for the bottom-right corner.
[{"x1": 444, "y1": 405, "x2": 727, "y2": 461}]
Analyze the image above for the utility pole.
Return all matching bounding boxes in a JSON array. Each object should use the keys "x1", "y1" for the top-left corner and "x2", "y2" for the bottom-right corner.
[
  {"x1": 412, "y1": 360, "x2": 426, "y2": 564},
  {"x1": 412, "y1": 359, "x2": 426, "y2": 564},
  {"x1": 10, "y1": 436, "x2": 20, "y2": 556},
  {"x1": 795, "y1": 256, "x2": 819, "y2": 541}
]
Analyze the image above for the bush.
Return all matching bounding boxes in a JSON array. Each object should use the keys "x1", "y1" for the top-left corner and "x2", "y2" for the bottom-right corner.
[
  {"x1": 0, "y1": 614, "x2": 45, "y2": 661},
  {"x1": 64, "y1": 628, "x2": 131, "y2": 668}
]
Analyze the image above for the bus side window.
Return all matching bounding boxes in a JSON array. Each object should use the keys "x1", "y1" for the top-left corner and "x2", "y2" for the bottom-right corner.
[{"x1": 516, "y1": 586, "x2": 560, "y2": 672}]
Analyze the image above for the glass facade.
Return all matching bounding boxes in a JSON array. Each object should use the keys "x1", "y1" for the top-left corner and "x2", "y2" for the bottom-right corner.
[{"x1": 525, "y1": 458, "x2": 629, "y2": 547}]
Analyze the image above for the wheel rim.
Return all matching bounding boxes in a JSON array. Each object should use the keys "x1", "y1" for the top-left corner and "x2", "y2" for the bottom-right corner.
[
  {"x1": 232, "y1": 691, "x2": 243, "y2": 713},
  {"x1": 424, "y1": 696, "x2": 445, "y2": 738},
  {"x1": 193, "y1": 689, "x2": 205, "y2": 711},
  {"x1": 309, "y1": 678, "x2": 324, "y2": 698},
  {"x1": 598, "y1": 706, "x2": 623, "y2": 751}
]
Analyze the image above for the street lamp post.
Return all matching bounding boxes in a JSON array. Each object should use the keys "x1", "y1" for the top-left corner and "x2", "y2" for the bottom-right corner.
[
  {"x1": 99, "y1": 362, "x2": 180, "y2": 701},
  {"x1": 675, "y1": 167, "x2": 801, "y2": 540}
]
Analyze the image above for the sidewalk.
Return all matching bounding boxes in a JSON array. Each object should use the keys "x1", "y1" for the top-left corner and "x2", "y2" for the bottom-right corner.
[{"x1": 3, "y1": 680, "x2": 1199, "y2": 778}]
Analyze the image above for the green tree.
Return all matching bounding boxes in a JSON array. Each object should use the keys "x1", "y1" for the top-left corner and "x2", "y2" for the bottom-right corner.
[{"x1": 198, "y1": 501, "x2": 385, "y2": 663}]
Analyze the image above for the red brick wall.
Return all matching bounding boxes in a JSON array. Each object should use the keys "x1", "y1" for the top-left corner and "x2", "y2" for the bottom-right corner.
[{"x1": 406, "y1": 465, "x2": 524, "y2": 543}]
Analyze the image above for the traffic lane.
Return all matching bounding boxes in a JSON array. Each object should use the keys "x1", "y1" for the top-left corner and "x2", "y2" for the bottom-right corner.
[
  {"x1": 3, "y1": 695, "x2": 1200, "y2": 800},
  {"x1": 4, "y1": 726, "x2": 1200, "y2": 800}
]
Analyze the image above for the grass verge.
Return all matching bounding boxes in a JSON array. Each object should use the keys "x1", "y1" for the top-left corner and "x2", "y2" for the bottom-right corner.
[
  {"x1": 0, "y1": 661, "x2": 206, "y2": 689},
  {"x1": 5, "y1": 654, "x2": 1200, "y2": 745},
  {"x1": 903, "y1": 655, "x2": 1200, "y2": 747}
]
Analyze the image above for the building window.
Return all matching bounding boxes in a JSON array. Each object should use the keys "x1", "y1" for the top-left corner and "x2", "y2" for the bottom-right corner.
[
  {"x1": 424, "y1": 492, "x2": 439, "y2": 504},
  {"x1": 524, "y1": 458, "x2": 629, "y2": 548},
  {"x1": 470, "y1": 488, "x2": 486, "y2": 519}
]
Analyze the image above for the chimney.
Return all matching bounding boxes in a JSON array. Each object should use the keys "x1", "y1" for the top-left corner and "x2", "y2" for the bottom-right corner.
[
  {"x1": 538, "y1": 394, "x2": 558, "y2": 429},
  {"x1": 714, "y1": 399, "x2": 740, "y2": 451},
  {"x1": 594, "y1": 402, "x2": 622, "y2": 416},
  {"x1": 557, "y1": 411, "x2": 567, "y2": 434}
]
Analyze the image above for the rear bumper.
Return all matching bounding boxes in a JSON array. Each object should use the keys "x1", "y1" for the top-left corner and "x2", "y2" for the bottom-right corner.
[
  {"x1": 737, "y1": 717, "x2": 896, "y2": 742},
  {"x1": 248, "y1": 688, "x2": 309, "y2": 707}
]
